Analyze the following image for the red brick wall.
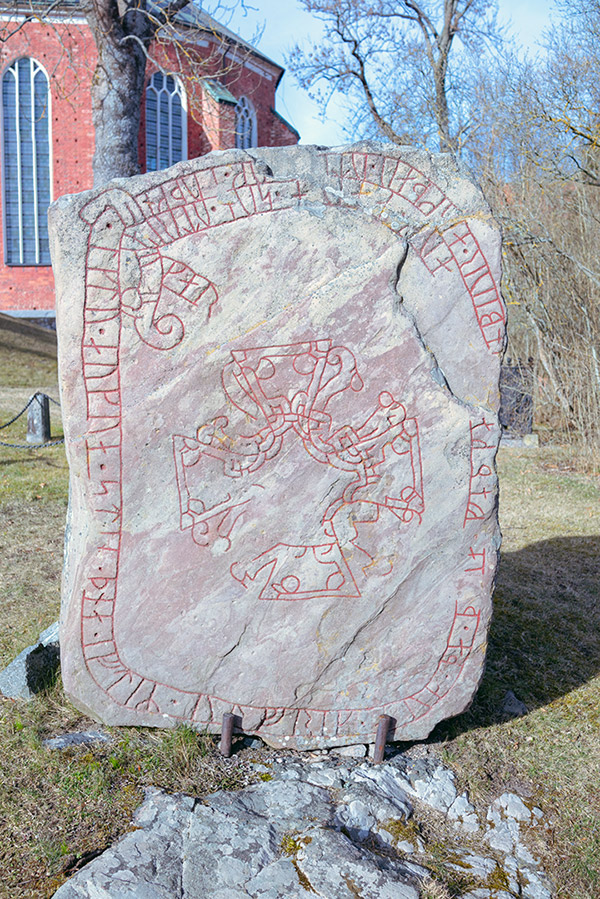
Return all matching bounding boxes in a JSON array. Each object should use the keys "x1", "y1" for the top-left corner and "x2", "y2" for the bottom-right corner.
[
  {"x1": 0, "y1": 19, "x2": 96, "y2": 311},
  {"x1": 0, "y1": 22, "x2": 298, "y2": 313},
  {"x1": 146, "y1": 40, "x2": 299, "y2": 160},
  {"x1": 271, "y1": 112, "x2": 301, "y2": 147},
  {"x1": 220, "y1": 63, "x2": 296, "y2": 150}
]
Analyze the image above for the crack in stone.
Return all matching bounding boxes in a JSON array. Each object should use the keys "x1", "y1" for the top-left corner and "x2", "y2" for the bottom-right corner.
[
  {"x1": 294, "y1": 601, "x2": 390, "y2": 707},
  {"x1": 204, "y1": 621, "x2": 251, "y2": 683}
]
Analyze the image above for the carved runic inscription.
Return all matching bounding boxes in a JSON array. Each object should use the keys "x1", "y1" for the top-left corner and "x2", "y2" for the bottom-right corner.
[
  {"x1": 173, "y1": 340, "x2": 424, "y2": 602},
  {"x1": 54, "y1": 144, "x2": 504, "y2": 748}
]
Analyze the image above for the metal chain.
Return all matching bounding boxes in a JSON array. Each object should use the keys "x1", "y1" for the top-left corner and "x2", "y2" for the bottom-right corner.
[
  {"x1": 0, "y1": 394, "x2": 37, "y2": 430},
  {"x1": 0, "y1": 392, "x2": 63, "y2": 448},
  {"x1": 0, "y1": 438, "x2": 64, "y2": 449}
]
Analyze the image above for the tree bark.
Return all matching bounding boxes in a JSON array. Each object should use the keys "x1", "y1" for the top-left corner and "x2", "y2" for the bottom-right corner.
[
  {"x1": 82, "y1": 0, "x2": 158, "y2": 186},
  {"x1": 433, "y1": 55, "x2": 454, "y2": 154},
  {"x1": 90, "y1": 39, "x2": 147, "y2": 186}
]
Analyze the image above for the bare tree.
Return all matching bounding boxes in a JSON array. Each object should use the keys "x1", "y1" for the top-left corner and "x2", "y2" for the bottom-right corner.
[
  {"x1": 522, "y1": 0, "x2": 600, "y2": 188},
  {"x1": 288, "y1": 0, "x2": 501, "y2": 155},
  {"x1": 468, "y1": 12, "x2": 600, "y2": 457},
  {"x1": 0, "y1": 0, "x2": 254, "y2": 185}
]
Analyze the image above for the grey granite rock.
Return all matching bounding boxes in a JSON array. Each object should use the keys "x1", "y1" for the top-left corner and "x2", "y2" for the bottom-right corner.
[
  {"x1": 448, "y1": 792, "x2": 480, "y2": 832},
  {"x1": 52, "y1": 755, "x2": 554, "y2": 898},
  {"x1": 485, "y1": 792, "x2": 536, "y2": 854},
  {"x1": 332, "y1": 743, "x2": 368, "y2": 758},
  {"x1": 335, "y1": 778, "x2": 413, "y2": 844},
  {"x1": 500, "y1": 690, "x2": 528, "y2": 718},
  {"x1": 43, "y1": 730, "x2": 111, "y2": 750},
  {"x1": 294, "y1": 827, "x2": 418, "y2": 899},
  {"x1": 449, "y1": 851, "x2": 497, "y2": 880},
  {"x1": 54, "y1": 772, "x2": 420, "y2": 898},
  {"x1": 352, "y1": 761, "x2": 415, "y2": 814},
  {"x1": 519, "y1": 867, "x2": 553, "y2": 899},
  {"x1": 303, "y1": 763, "x2": 346, "y2": 789},
  {"x1": 496, "y1": 792, "x2": 534, "y2": 822},
  {"x1": 0, "y1": 620, "x2": 60, "y2": 700},
  {"x1": 408, "y1": 764, "x2": 458, "y2": 812},
  {"x1": 51, "y1": 142, "x2": 504, "y2": 748}
]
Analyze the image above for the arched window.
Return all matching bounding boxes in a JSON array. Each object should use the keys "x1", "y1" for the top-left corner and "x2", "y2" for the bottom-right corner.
[
  {"x1": 2, "y1": 58, "x2": 52, "y2": 265},
  {"x1": 235, "y1": 96, "x2": 257, "y2": 149},
  {"x1": 146, "y1": 72, "x2": 186, "y2": 172}
]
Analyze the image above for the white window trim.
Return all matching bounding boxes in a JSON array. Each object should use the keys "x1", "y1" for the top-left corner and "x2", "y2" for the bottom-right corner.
[
  {"x1": 145, "y1": 71, "x2": 188, "y2": 172},
  {"x1": 1, "y1": 56, "x2": 53, "y2": 267}
]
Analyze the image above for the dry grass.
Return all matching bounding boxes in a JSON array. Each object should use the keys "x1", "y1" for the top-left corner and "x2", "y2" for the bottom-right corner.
[
  {"x1": 427, "y1": 446, "x2": 600, "y2": 899},
  {"x1": 0, "y1": 395, "x2": 67, "y2": 666},
  {"x1": 0, "y1": 314, "x2": 57, "y2": 389},
  {"x1": 419, "y1": 878, "x2": 453, "y2": 899},
  {"x1": 1, "y1": 317, "x2": 599, "y2": 897},
  {"x1": 0, "y1": 689, "x2": 255, "y2": 897}
]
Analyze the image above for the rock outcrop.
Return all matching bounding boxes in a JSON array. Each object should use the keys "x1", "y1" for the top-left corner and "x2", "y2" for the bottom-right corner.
[{"x1": 52, "y1": 754, "x2": 552, "y2": 898}]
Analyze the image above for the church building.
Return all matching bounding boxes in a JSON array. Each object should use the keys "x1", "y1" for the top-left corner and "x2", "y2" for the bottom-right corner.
[{"x1": 0, "y1": 2, "x2": 299, "y2": 320}]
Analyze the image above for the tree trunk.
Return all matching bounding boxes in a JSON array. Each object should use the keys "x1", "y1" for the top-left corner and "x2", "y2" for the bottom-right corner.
[
  {"x1": 90, "y1": 40, "x2": 147, "y2": 186},
  {"x1": 434, "y1": 62, "x2": 455, "y2": 154}
]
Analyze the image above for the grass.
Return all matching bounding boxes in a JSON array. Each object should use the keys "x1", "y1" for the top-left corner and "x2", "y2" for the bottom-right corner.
[
  {"x1": 0, "y1": 690, "x2": 253, "y2": 897},
  {"x1": 1, "y1": 317, "x2": 599, "y2": 897},
  {"x1": 0, "y1": 313, "x2": 57, "y2": 389},
  {"x1": 428, "y1": 446, "x2": 600, "y2": 899}
]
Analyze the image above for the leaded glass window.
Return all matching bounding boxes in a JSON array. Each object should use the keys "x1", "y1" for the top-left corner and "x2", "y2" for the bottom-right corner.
[
  {"x1": 146, "y1": 72, "x2": 186, "y2": 172},
  {"x1": 235, "y1": 96, "x2": 257, "y2": 149},
  {"x1": 2, "y1": 58, "x2": 52, "y2": 265}
]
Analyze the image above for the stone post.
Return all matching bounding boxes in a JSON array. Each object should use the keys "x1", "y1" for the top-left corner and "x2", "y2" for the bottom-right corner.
[{"x1": 26, "y1": 393, "x2": 51, "y2": 444}]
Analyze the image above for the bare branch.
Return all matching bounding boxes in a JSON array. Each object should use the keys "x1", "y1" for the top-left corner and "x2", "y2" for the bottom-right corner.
[
  {"x1": 0, "y1": 0, "x2": 64, "y2": 43},
  {"x1": 288, "y1": 0, "x2": 500, "y2": 155}
]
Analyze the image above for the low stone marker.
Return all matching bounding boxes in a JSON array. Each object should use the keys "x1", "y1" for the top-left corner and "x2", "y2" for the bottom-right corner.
[
  {"x1": 26, "y1": 392, "x2": 51, "y2": 444},
  {"x1": 50, "y1": 143, "x2": 505, "y2": 749}
]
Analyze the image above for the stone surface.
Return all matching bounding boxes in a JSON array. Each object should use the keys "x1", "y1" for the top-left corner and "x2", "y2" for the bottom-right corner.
[
  {"x1": 53, "y1": 774, "x2": 421, "y2": 899},
  {"x1": 448, "y1": 792, "x2": 480, "y2": 832},
  {"x1": 332, "y1": 743, "x2": 368, "y2": 758},
  {"x1": 0, "y1": 620, "x2": 60, "y2": 700},
  {"x1": 500, "y1": 690, "x2": 528, "y2": 718},
  {"x1": 50, "y1": 142, "x2": 505, "y2": 748},
  {"x1": 43, "y1": 730, "x2": 111, "y2": 750},
  {"x1": 52, "y1": 754, "x2": 554, "y2": 898},
  {"x1": 408, "y1": 764, "x2": 458, "y2": 812}
]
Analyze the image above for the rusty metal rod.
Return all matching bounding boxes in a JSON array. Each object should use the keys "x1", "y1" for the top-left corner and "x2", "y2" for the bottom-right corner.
[
  {"x1": 373, "y1": 714, "x2": 393, "y2": 763},
  {"x1": 219, "y1": 712, "x2": 236, "y2": 757}
]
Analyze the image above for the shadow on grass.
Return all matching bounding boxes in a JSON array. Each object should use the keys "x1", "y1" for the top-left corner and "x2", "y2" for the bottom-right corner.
[
  {"x1": 430, "y1": 535, "x2": 600, "y2": 741},
  {"x1": 0, "y1": 339, "x2": 57, "y2": 361},
  {"x1": 0, "y1": 452, "x2": 64, "y2": 468}
]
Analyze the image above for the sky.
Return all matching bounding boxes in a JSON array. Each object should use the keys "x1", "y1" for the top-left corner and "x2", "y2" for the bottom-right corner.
[{"x1": 225, "y1": 0, "x2": 557, "y2": 146}]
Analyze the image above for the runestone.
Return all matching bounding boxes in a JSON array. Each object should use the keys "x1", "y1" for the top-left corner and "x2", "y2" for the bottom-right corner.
[{"x1": 51, "y1": 143, "x2": 505, "y2": 749}]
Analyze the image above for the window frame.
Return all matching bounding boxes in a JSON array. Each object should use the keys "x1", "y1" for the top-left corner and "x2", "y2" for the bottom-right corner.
[
  {"x1": 1, "y1": 56, "x2": 53, "y2": 267},
  {"x1": 235, "y1": 96, "x2": 257, "y2": 150},
  {"x1": 145, "y1": 71, "x2": 188, "y2": 173}
]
